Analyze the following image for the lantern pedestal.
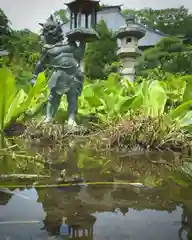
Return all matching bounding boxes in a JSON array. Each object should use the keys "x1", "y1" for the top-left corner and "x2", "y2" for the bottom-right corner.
[{"x1": 66, "y1": 27, "x2": 100, "y2": 42}]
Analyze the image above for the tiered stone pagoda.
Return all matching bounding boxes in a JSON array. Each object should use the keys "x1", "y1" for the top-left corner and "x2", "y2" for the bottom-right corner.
[
  {"x1": 115, "y1": 14, "x2": 146, "y2": 82},
  {"x1": 65, "y1": 0, "x2": 100, "y2": 42}
]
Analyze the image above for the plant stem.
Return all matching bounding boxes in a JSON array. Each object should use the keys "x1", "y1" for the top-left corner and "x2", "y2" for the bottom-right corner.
[{"x1": 0, "y1": 66, "x2": 6, "y2": 148}]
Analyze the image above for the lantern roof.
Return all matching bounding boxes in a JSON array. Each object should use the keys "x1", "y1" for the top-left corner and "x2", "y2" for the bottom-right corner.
[{"x1": 115, "y1": 14, "x2": 146, "y2": 40}]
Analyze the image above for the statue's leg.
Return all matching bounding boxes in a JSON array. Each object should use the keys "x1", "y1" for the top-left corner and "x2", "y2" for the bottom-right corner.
[
  {"x1": 66, "y1": 89, "x2": 78, "y2": 126},
  {"x1": 45, "y1": 88, "x2": 62, "y2": 122}
]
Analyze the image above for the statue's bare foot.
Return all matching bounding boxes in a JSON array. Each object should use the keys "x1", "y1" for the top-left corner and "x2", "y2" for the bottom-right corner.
[
  {"x1": 36, "y1": 117, "x2": 52, "y2": 127},
  {"x1": 66, "y1": 119, "x2": 79, "y2": 133},
  {"x1": 67, "y1": 118, "x2": 77, "y2": 127},
  {"x1": 66, "y1": 118, "x2": 87, "y2": 134},
  {"x1": 44, "y1": 117, "x2": 52, "y2": 123}
]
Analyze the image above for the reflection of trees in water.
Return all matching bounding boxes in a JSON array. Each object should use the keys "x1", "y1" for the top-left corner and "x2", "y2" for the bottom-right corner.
[
  {"x1": 110, "y1": 184, "x2": 177, "y2": 213},
  {"x1": 179, "y1": 205, "x2": 192, "y2": 240},
  {"x1": 43, "y1": 145, "x2": 180, "y2": 191},
  {"x1": 111, "y1": 150, "x2": 182, "y2": 185},
  {"x1": 38, "y1": 181, "x2": 186, "y2": 239},
  {"x1": 19, "y1": 140, "x2": 182, "y2": 190},
  {"x1": 33, "y1": 145, "x2": 192, "y2": 239},
  {"x1": 1, "y1": 184, "x2": 191, "y2": 239},
  {"x1": 1, "y1": 143, "x2": 189, "y2": 238},
  {"x1": 85, "y1": 185, "x2": 114, "y2": 201},
  {"x1": 0, "y1": 191, "x2": 12, "y2": 205}
]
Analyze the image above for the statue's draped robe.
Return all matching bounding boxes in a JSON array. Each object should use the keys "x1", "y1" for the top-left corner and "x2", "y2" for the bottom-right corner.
[{"x1": 43, "y1": 39, "x2": 84, "y2": 96}]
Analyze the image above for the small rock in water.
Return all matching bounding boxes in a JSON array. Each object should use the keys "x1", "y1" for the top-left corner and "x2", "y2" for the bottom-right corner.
[
  {"x1": 56, "y1": 175, "x2": 84, "y2": 185},
  {"x1": 128, "y1": 182, "x2": 153, "y2": 190},
  {"x1": 128, "y1": 182, "x2": 145, "y2": 187}
]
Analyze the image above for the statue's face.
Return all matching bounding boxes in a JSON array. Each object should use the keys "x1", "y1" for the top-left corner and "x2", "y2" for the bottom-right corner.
[{"x1": 42, "y1": 22, "x2": 63, "y2": 44}]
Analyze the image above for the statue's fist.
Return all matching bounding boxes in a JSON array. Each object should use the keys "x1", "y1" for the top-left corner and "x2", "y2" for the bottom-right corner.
[
  {"x1": 31, "y1": 79, "x2": 36, "y2": 86},
  {"x1": 31, "y1": 75, "x2": 37, "y2": 86}
]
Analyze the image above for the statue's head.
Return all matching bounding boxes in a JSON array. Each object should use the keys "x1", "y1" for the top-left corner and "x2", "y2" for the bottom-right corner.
[{"x1": 39, "y1": 15, "x2": 63, "y2": 44}]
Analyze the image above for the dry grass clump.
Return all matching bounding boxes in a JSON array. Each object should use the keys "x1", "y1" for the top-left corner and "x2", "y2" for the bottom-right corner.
[
  {"x1": 3, "y1": 115, "x2": 192, "y2": 153},
  {"x1": 93, "y1": 115, "x2": 192, "y2": 152},
  {"x1": 21, "y1": 120, "x2": 92, "y2": 145}
]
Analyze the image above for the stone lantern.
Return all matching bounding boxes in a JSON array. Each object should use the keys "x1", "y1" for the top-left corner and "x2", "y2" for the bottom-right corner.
[
  {"x1": 65, "y1": 0, "x2": 100, "y2": 42},
  {"x1": 115, "y1": 14, "x2": 146, "y2": 82}
]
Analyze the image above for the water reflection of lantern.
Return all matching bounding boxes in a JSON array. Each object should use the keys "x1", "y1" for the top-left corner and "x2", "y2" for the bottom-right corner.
[{"x1": 65, "y1": 213, "x2": 96, "y2": 239}]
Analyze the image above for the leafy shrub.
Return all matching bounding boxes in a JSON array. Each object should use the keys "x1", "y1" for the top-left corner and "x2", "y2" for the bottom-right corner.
[
  {"x1": 0, "y1": 66, "x2": 48, "y2": 131},
  {"x1": 84, "y1": 20, "x2": 117, "y2": 79},
  {"x1": 104, "y1": 62, "x2": 121, "y2": 77},
  {"x1": 136, "y1": 37, "x2": 192, "y2": 76}
]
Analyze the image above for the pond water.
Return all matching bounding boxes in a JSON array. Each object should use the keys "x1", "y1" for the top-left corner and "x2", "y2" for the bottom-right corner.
[{"x1": 0, "y1": 144, "x2": 192, "y2": 240}]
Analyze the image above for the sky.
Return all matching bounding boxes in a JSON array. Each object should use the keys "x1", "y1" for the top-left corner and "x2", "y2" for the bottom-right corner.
[{"x1": 1, "y1": 0, "x2": 192, "y2": 33}]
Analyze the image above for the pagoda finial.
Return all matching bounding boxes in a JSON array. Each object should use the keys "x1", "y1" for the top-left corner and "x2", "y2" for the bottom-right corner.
[{"x1": 125, "y1": 13, "x2": 136, "y2": 24}]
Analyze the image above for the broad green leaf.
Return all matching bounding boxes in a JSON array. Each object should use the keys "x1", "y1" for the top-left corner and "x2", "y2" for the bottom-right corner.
[
  {"x1": 168, "y1": 100, "x2": 192, "y2": 120},
  {"x1": 0, "y1": 67, "x2": 18, "y2": 129},
  {"x1": 142, "y1": 81, "x2": 167, "y2": 117},
  {"x1": 179, "y1": 111, "x2": 192, "y2": 127},
  {"x1": 4, "y1": 89, "x2": 27, "y2": 127},
  {"x1": 183, "y1": 80, "x2": 192, "y2": 102},
  {"x1": 0, "y1": 68, "x2": 48, "y2": 130},
  {"x1": 83, "y1": 85, "x2": 95, "y2": 98}
]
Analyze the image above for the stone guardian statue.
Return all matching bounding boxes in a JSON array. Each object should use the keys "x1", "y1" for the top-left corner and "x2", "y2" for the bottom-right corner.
[{"x1": 31, "y1": 15, "x2": 86, "y2": 129}]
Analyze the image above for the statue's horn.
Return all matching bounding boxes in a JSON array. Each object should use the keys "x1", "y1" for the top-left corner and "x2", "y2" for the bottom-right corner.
[
  {"x1": 50, "y1": 14, "x2": 54, "y2": 21},
  {"x1": 39, "y1": 23, "x2": 44, "y2": 27}
]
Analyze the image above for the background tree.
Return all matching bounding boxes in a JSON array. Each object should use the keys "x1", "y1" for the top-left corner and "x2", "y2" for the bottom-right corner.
[
  {"x1": 11, "y1": 29, "x2": 41, "y2": 64},
  {"x1": 136, "y1": 36, "x2": 192, "y2": 76},
  {"x1": 2, "y1": 5, "x2": 192, "y2": 82},
  {"x1": 0, "y1": 8, "x2": 42, "y2": 85},
  {"x1": 123, "y1": 6, "x2": 192, "y2": 38},
  {"x1": 0, "y1": 8, "x2": 11, "y2": 50},
  {"x1": 9, "y1": 29, "x2": 42, "y2": 86},
  {"x1": 84, "y1": 20, "x2": 117, "y2": 79},
  {"x1": 53, "y1": 9, "x2": 69, "y2": 23}
]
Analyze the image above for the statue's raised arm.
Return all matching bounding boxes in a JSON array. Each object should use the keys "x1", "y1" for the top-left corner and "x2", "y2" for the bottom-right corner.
[{"x1": 67, "y1": 40, "x2": 86, "y2": 68}]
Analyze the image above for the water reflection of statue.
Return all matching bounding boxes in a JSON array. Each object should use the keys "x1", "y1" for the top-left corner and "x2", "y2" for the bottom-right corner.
[
  {"x1": 39, "y1": 185, "x2": 96, "y2": 239},
  {"x1": 31, "y1": 15, "x2": 86, "y2": 128},
  {"x1": 38, "y1": 144, "x2": 96, "y2": 239}
]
